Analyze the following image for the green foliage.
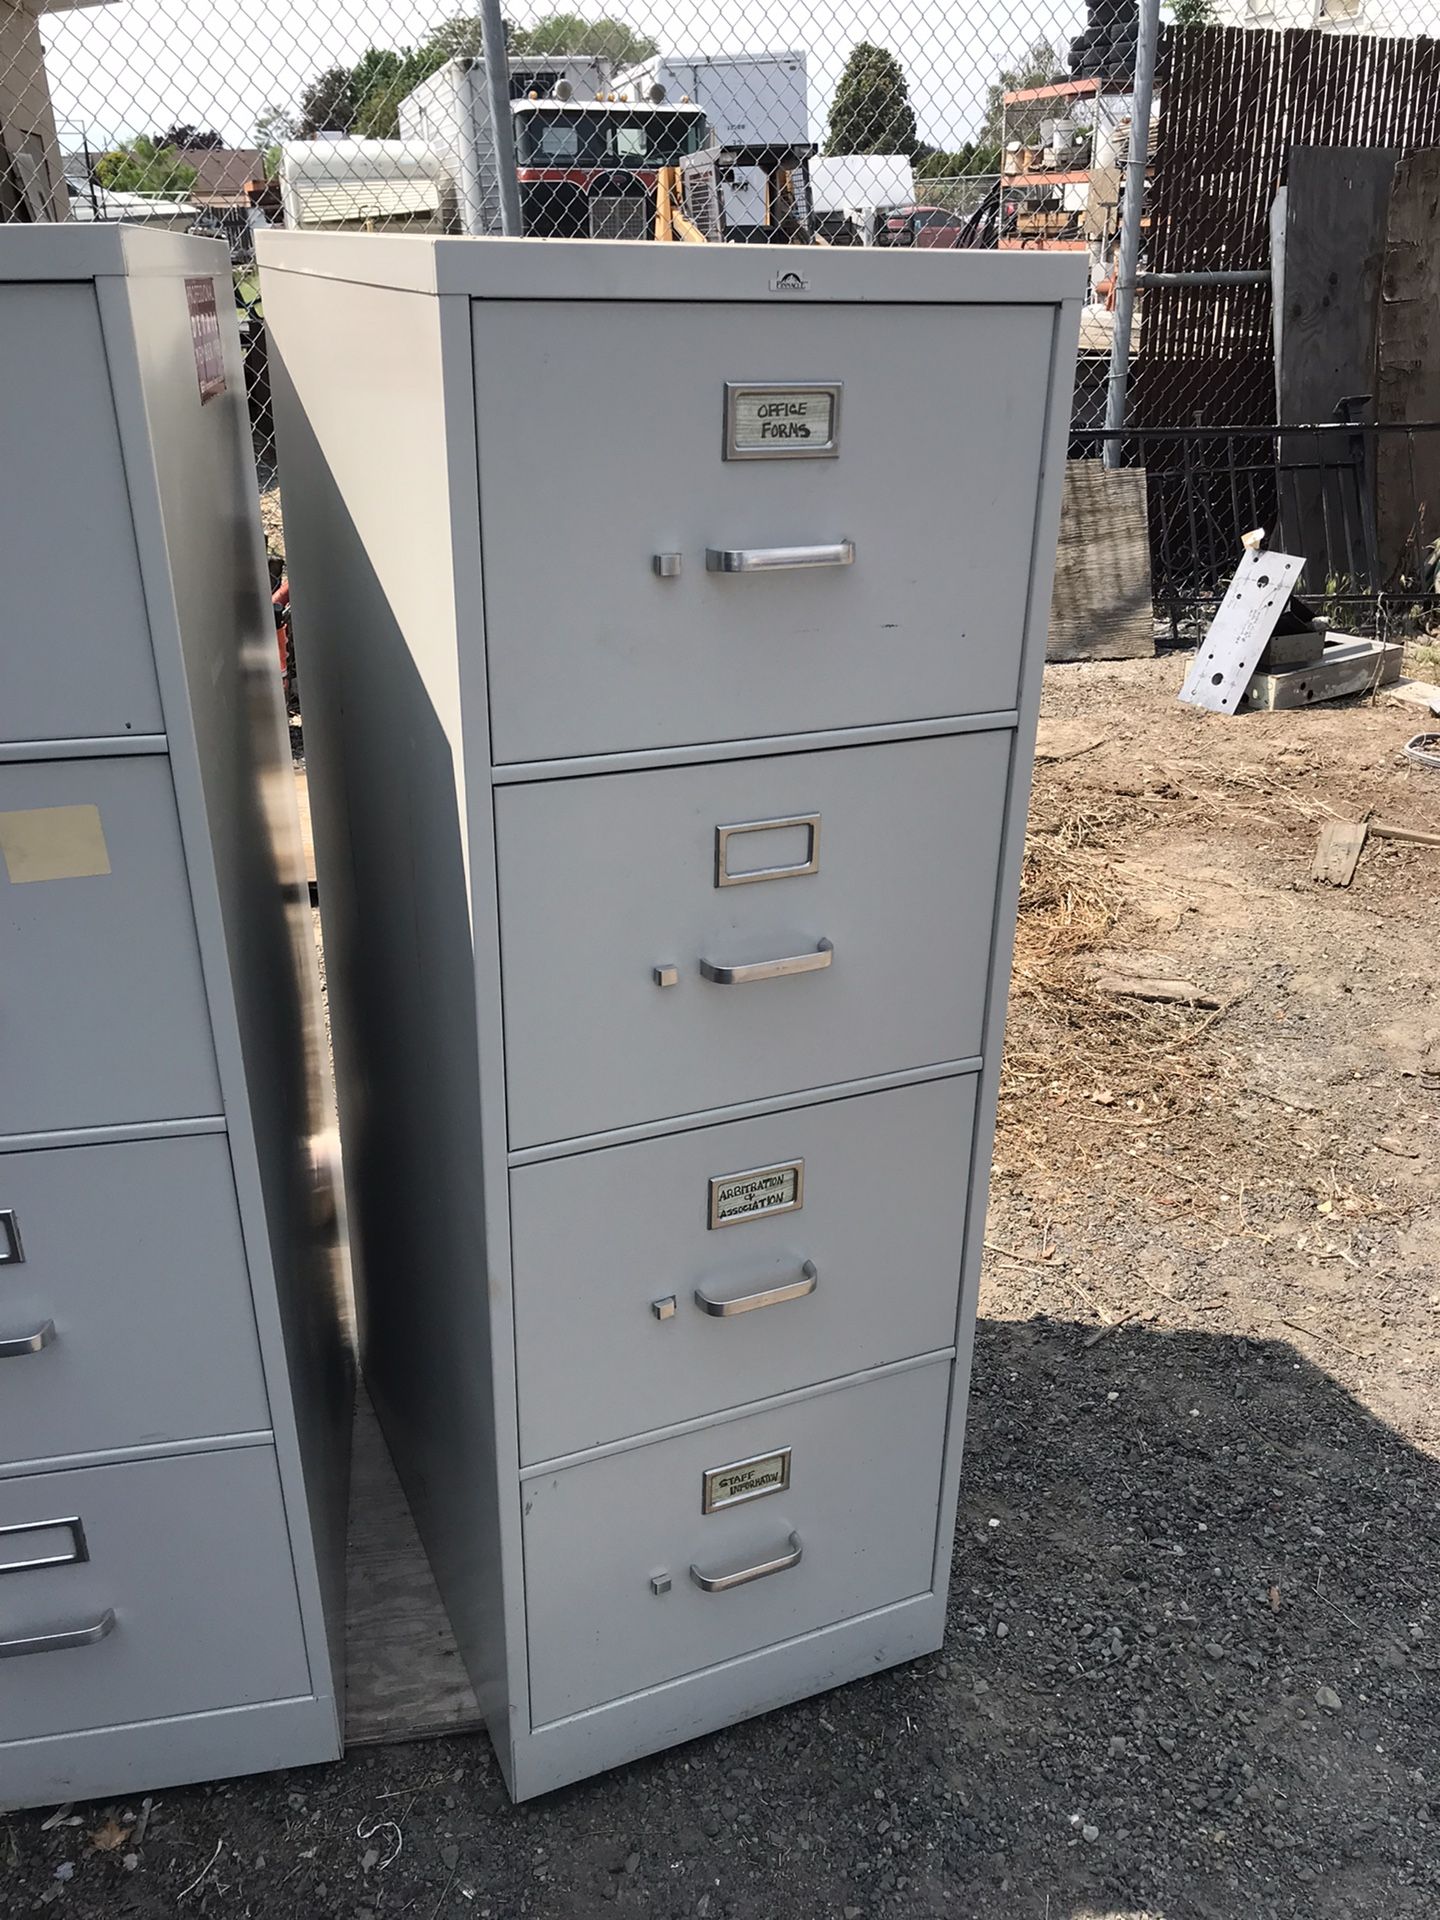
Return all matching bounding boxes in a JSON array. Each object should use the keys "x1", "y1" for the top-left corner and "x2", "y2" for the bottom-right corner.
[
  {"x1": 298, "y1": 65, "x2": 358, "y2": 137},
  {"x1": 824, "y1": 42, "x2": 920, "y2": 158},
  {"x1": 154, "y1": 124, "x2": 224, "y2": 151},
  {"x1": 255, "y1": 104, "x2": 297, "y2": 149},
  {"x1": 516, "y1": 14, "x2": 657, "y2": 64},
  {"x1": 914, "y1": 143, "x2": 1000, "y2": 180},
  {"x1": 978, "y1": 37, "x2": 1069, "y2": 152},
  {"x1": 93, "y1": 136, "x2": 197, "y2": 196},
  {"x1": 292, "y1": 13, "x2": 660, "y2": 147},
  {"x1": 1168, "y1": 0, "x2": 1217, "y2": 22}
]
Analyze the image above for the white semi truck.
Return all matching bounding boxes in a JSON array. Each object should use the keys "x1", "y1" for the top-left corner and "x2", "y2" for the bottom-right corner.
[{"x1": 397, "y1": 55, "x2": 708, "y2": 239}]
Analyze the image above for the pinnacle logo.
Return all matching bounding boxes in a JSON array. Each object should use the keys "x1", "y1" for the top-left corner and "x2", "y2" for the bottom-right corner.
[{"x1": 769, "y1": 270, "x2": 810, "y2": 292}]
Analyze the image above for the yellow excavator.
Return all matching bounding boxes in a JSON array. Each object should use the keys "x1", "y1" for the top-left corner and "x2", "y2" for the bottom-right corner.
[{"x1": 654, "y1": 142, "x2": 824, "y2": 243}]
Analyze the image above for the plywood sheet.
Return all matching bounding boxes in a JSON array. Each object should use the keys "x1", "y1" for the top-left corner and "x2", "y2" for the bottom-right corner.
[{"x1": 1048, "y1": 460, "x2": 1154, "y2": 662}]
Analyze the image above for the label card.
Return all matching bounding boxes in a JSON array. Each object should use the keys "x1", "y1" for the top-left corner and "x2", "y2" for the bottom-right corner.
[
  {"x1": 708, "y1": 1160, "x2": 804, "y2": 1229},
  {"x1": 702, "y1": 1447, "x2": 791, "y2": 1513},
  {"x1": 724, "y1": 382, "x2": 841, "y2": 460},
  {"x1": 0, "y1": 805, "x2": 111, "y2": 884}
]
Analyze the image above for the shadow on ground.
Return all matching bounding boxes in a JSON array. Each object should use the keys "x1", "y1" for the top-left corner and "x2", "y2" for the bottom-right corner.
[{"x1": 6, "y1": 1316, "x2": 1436, "y2": 1920}]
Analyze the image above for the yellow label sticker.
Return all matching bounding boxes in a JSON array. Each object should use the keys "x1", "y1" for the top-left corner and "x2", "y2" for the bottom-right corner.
[{"x1": 0, "y1": 805, "x2": 111, "y2": 884}]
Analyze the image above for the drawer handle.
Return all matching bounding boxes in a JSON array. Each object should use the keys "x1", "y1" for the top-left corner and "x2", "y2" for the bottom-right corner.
[
  {"x1": 690, "y1": 1532, "x2": 803, "y2": 1593},
  {"x1": 0, "y1": 1320, "x2": 55, "y2": 1359},
  {"x1": 0, "y1": 1608, "x2": 116, "y2": 1660},
  {"x1": 699, "y1": 939, "x2": 832, "y2": 986},
  {"x1": 694, "y1": 1261, "x2": 818, "y2": 1318},
  {"x1": 706, "y1": 542, "x2": 854, "y2": 573}
]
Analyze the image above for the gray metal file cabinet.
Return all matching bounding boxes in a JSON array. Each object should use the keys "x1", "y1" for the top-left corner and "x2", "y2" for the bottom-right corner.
[
  {"x1": 259, "y1": 232, "x2": 1082, "y2": 1799},
  {"x1": 0, "y1": 227, "x2": 351, "y2": 1810}
]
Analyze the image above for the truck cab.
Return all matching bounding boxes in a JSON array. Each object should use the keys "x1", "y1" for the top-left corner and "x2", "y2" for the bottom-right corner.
[{"x1": 512, "y1": 98, "x2": 709, "y2": 238}]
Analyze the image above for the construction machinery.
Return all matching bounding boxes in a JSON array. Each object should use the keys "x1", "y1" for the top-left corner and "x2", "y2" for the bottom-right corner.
[{"x1": 655, "y1": 140, "x2": 817, "y2": 243}]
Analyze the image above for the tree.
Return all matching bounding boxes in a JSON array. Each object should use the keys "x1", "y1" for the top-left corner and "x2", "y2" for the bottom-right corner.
[
  {"x1": 1168, "y1": 0, "x2": 1216, "y2": 22},
  {"x1": 255, "y1": 104, "x2": 298, "y2": 149},
  {"x1": 154, "y1": 124, "x2": 224, "y2": 150},
  {"x1": 94, "y1": 137, "x2": 197, "y2": 195},
  {"x1": 299, "y1": 65, "x2": 359, "y2": 137},
  {"x1": 977, "y1": 37, "x2": 1068, "y2": 154},
  {"x1": 516, "y1": 15, "x2": 656, "y2": 65},
  {"x1": 824, "y1": 43, "x2": 919, "y2": 158}
]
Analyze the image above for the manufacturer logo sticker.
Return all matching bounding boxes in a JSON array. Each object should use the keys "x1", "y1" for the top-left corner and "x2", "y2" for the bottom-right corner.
[{"x1": 769, "y1": 270, "x2": 810, "y2": 292}]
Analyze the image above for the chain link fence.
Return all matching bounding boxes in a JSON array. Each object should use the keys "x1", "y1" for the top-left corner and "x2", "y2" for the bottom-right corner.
[{"x1": 7, "y1": 0, "x2": 1440, "y2": 629}]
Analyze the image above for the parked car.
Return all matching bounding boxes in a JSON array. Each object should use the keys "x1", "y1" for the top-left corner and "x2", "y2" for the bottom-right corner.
[{"x1": 876, "y1": 203, "x2": 965, "y2": 248}]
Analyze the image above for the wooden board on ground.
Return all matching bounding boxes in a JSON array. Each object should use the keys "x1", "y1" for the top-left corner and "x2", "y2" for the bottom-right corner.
[
  {"x1": 1242, "y1": 637, "x2": 1403, "y2": 710},
  {"x1": 1048, "y1": 460, "x2": 1154, "y2": 662},
  {"x1": 1312, "y1": 820, "x2": 1369, "y2": 886},
  {"x1": 344, "y1": 1388, "x2": 484, "y2": 1746}
]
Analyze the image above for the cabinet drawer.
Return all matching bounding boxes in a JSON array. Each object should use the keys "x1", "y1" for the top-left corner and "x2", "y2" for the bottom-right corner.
[
  {"x1": 0, "y1": 1449, "x2": 310, "y2": 1742},
  {"x1": 512, "y1": 1076, "x2": 973, "y2": 1462},
  {"x1": 0, "y1": 757, "x2": 221, "y2": 1135},
  {"x1": 0, "y1": 285, "x2": 164, "y2": 746},
  {"x1": 496, "y1": 732, "x2": 1008, "y2": 1147},
  {"x1": 473, "y1": 299, "x2": 1054, "y2": 761},
  {"x1": 0, "y1": 1135, "x2": 267, "y2": 1464},
  {"x1": 523, "y1": 1359, "x2": 949, "y2": 1725}
]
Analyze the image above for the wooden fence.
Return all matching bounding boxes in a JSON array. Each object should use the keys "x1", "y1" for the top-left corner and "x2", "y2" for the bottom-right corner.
[{"x1": 1132, "y1": 23, "x2": 1440, "y2": 429}]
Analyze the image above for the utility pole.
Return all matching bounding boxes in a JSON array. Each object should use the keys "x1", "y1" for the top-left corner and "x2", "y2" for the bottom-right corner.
[
  {"x1": 1103, "y1": 0, "x2": 1162, "y2": 468},
  {"x1": 478, "y1": 0, "x2": 523, "y2": 237}
]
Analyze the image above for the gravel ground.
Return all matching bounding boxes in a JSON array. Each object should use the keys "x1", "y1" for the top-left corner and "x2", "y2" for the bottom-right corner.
[{"x1": 5, "y1": 659, "x2": 1437, "y2": 1920}]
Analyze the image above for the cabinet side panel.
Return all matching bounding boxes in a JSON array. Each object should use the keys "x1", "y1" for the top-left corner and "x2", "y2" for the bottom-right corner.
[
  {"x1": 101, "y1": 264, "x2": 352, "y2": 1728},
  {"x1": 262, "y1": 267, "x2": 516, "y2": 1760},
  {"x1": 933, "y1": 297, "x2": 1083, "y2": 1584}
]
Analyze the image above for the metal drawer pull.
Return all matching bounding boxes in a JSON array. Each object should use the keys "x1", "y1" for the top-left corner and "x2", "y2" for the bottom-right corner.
[
  {"x1": 694, "y1": 1261, "x2": 818, "y2": 1318},
  {"x1": 0, "y1": 1608, "x2": 115, "y2": 1659},
  {"x1": 0, "y1": 1320, "x2": 55, "y2": 1358},
  {"x1": 706, "y1": 542, "x2": 854, "y2": 573},
  {"x1": 699, "y1": 939, "x2": 832, "y2": 986},
  {"x1": 690, "y1": 1532, "x2": 803, "y2": 1593}
]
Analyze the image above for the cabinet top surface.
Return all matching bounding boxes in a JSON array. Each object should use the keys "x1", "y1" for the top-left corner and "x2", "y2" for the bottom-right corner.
[
  {"x1": 0, "y1": 225, "x2": 231, "y2": 282},
  {"x1": 254, "y1": 231, "x2": 1088, "y2": 306}
]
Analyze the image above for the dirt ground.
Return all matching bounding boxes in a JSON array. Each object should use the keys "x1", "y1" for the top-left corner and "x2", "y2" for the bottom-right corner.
[{"x1": 6, "y1": 657, "x2": 1439, "y2": 1920}]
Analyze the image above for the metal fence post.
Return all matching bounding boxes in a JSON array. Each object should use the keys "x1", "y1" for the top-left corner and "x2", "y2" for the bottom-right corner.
[
  {"x1": 1103, "y1": 0, "x2": 1162, "y2": 468},
  {"x1": 479, "y1": 0, "x2": 523, "y2": 238}
]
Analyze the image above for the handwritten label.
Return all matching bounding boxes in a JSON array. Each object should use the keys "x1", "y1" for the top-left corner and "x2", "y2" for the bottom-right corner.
[
  {"x1": 731, "y1": 388, "x2": 834, "y2": 451},
  {"x1": 709, "y1": 1160, "x2": 803, "y2": 1228},
  {"x1": 703, "y1": 1447, "x2": 791, "y2": 1513}
]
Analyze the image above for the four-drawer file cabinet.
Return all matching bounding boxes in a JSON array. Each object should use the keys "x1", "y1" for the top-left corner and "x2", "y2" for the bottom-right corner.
[
  {"x1": 0, "y1": 228, "x2": 351, "y2": 1809},
  {"x1": 260, "y1": 232, "x2": 1082, "y2": 1799}
]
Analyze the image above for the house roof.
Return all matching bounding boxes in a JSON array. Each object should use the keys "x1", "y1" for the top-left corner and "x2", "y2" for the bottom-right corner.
[{"x1": 181, "y1": 148, "x2": 264, "y2": 203}]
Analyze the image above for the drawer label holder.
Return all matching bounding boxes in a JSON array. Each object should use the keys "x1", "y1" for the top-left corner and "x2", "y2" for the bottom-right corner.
[
  {"x1": 723, "y1": 382, "x2": 841, "y2": 461},
  {"x1": 702, "y1": 1447, "x2": 792, "y2": 1513},
  {"x1": 708, "y1": 1160, "x2": 804, "y2": 1229}
]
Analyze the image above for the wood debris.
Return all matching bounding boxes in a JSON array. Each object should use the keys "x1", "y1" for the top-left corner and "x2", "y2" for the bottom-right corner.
[{"x1": 1312, "y1": 819, "x2": 1369, "y2": 886}]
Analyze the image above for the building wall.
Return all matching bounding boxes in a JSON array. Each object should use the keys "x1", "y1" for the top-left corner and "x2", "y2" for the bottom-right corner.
[{"x1": 0, "y1": 0, "x2": 68, "y2": 220}]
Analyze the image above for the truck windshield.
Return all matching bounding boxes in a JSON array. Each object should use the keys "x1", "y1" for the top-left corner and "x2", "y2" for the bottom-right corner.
[{"x1": 514, "y1": 110, "x2": 706, "y2": 168}]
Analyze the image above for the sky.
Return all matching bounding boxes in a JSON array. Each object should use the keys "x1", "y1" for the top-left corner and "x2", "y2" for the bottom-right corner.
[{"x1": 40, "y1": 0, "x2": 1088, "y2": 154}]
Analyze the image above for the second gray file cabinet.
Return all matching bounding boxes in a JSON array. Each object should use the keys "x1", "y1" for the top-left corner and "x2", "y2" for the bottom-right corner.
[
  {"x1": 0, "y1": 227, "x2": 351, "y2": 1811},
  {"x1": 260, "y1": 231, "x2": 1082, "y2": 1800}
]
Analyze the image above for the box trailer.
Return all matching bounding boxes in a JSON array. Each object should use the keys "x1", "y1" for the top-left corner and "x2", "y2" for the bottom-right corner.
[{"x1": 615, "y1": 50, "x2": 810, "y2": 146}]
